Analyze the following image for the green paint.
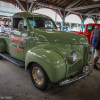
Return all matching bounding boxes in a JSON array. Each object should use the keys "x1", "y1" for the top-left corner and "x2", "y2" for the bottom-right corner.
[{"x1": 0, "y1": 12, "x2": 92, "y2": 83}]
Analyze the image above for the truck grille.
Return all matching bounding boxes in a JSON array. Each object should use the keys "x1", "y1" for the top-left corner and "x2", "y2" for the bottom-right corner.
[
  {"x1": 83, "y1": 45, "x2": 89, "y2": 66},
  {"x1": 68, "y1": 59, "x2": 83, "y2": 74},
  {"x1": 68, "y1": 45, "x2": 89, "y2": 74}
]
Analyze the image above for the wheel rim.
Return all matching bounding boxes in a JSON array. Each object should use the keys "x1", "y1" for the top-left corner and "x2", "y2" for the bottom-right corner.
[{"x1": 32, "y1": 67, "x2": 44, "y2": 85}]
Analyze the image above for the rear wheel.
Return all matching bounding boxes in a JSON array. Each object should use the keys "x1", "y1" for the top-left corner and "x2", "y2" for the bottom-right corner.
[{"x1": 30, "y1": 63, "x2": 53, "y2": 91}]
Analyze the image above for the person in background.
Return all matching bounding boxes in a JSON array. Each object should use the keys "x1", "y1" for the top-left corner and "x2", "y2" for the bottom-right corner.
[
  {"x1": 1, "y1": 24, "x2": 5, "y2": 32},
  {"x1": 90, "y1": 26, "x2": 100, "y2": 52},
  {"x1": 93, "y1": 37, "x2": 100, "y2": 70}
]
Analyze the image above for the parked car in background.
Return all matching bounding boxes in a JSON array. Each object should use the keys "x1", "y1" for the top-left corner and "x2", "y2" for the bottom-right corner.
[{"x1": 71, "y1": 23, "x2": 100, "y2": 44}]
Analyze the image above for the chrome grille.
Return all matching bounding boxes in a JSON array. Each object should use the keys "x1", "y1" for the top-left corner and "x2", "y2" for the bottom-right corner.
[{"x1": 68, "y1": 59, "x2": 83, "y2": 74}]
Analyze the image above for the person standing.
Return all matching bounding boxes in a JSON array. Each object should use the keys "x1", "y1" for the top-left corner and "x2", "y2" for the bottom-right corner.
[
  {"x1": 90, "y1": 26, "x2": 100, "y2": 52},
  {"x1": 1, "y1": 24, "x2": 5, "y2": 32},
  {"x1": 93, "y1": 37, "x2": 100, "y2": 70}
]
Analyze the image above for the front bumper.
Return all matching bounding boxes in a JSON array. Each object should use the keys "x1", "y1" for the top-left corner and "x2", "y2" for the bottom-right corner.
[{"x1": 59, "y1": 63, "x2": 93, "y2": 86}]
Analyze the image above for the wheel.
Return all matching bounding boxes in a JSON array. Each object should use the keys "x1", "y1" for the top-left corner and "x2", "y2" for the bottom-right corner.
[{"x1": 30, "y1": 63, "x2": 53, "y2": 91}]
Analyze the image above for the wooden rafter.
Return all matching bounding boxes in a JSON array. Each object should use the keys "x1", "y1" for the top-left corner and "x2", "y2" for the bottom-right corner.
[
  {"x1": 16, "y1": 0, "x2": 26, "y2": 12},
  {"x1": 74, "y1": 0, "x2": 86, "y2": 7},
  {"x1": 53, "y1": 0, "x2": 58, "y2": 5},
  {"x1": 65, "y1": 4, "x2": 100, "y2": 11},
  {"x1": 49, "y1": 0, "x2": 53, "y2": 4},
  {"x1": 34, "y1": 1, "x2": 64, "y2": 10},
  {"x1": 66, "y1": 0, "x2": 81, "y2": 8},
  {"x1": 28, "y1": 0, "x2": 34, "y2": 12},
  {"x1": 61, "y1": 0, "x2": 71, "y2": 7},
  {"x1": 86, "y1": 8, "x2": 98, "y2": 14},
  {"x1": 57, "y1": 0, "x2": 65, "y2": 6},
  {"x1": 58, "y1": 9, "x2": 63, "y2": 19}
]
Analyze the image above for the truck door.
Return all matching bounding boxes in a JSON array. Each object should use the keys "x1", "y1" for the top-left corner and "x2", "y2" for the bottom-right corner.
[
  {"x1": 85, "y1": 25, "x2": 95, "y2": 44},
  {"x1": 10, "y1": 17, "x2": 29, "y2": 62}
]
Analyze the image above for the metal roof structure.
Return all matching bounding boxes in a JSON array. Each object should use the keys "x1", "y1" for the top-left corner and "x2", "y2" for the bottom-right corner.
[{"x1": 1, "y1": 0, "x2": 100, "y2": 22}]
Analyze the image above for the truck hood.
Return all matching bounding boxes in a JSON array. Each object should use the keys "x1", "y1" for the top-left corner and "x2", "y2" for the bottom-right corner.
[{"x1": 34, "y1": 29, "x2": 88, "y2": 44}]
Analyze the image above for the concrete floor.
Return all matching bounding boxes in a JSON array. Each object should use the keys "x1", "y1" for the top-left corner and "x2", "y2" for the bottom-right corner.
[{"x1": 0, "y1": 54, "x2": 100, "y2": 100}]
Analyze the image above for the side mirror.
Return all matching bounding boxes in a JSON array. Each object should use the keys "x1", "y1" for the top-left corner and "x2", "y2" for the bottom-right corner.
[{"x1": 18, "y1": 23, "x2": 24, "y2": 31}]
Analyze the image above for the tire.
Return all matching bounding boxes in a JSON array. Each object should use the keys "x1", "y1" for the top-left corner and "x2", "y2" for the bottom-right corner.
[
  {"x1": 0, "y1": 56, "x2": 2, "y2": 59},
  {"x1": 30, "y1": 63, "x2": 53, "y2": 91}
]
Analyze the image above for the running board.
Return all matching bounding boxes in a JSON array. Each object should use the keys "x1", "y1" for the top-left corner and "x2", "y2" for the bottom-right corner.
[{"x1": 0, "y1": 53, "x2": 25, "y2": 67}]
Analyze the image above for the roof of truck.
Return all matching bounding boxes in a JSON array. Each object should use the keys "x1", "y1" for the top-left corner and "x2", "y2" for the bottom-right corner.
[
  {"x1": 13, "y1": 12, "x2": 52, "y2": 19},
  {"x1": 86, "y1": 23, "x2": 100, "y2": 26}
]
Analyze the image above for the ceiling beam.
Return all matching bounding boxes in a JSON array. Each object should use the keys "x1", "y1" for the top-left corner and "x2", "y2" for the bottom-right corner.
[
  {"x1": 57, "y1": 0, "x2": 64, "y2": 6},
  {"x1": 32, "y1": 4, "x2": 37, "y2": 10},
  {"x1": 34, "y1": 1, "x2": 64, "y2": 10},
  {"x1": 71, "y1": 11, "x2": 84, "y2": 15},
  {"x1": 16, "y1": 0, "x2": 26, "y2": 12},
  {"x1": 53, "y1": 0, "x2": 58, "y2": 5},
  {"x1": 20, "y1": 0, "x2": 37, "y2": 3},
  {"x1": 58, "y1": 9, "x2": 63, "y2": 19},
  {"x1": 65, "y1": 4, "x2": 100, "y2": 11},
  {"x1": 85, "y1": 13, "x2": 100, "y2": 16},
  {"x1": 73, "y1": 0, "x2": 86, "y2": 8},
  {"x1": 61, "y1": 0, "x2": 71, "y2": 7},
  {"x1": 65, "y1": 11, "x2": 71, "y2": 18},
  {"x1": 86, "y1": 8, "x2": 98, "y2": 14},
  {"x1": 49, "y1": 0, "x2": 53, "y2": 4},
  {"x1": 65, "y1": 0, "x2": 81, "y2": 9},
  {"x1": 28, "y1": 0, "x2": 34, "y2": 12}
]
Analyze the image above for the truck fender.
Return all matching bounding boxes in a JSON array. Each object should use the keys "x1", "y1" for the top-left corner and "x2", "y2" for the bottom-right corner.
[
  {"x1": 25, "y1": 48, "x2": 66, "y2": 83},
  {"x1": 0, "y1": 38, "x2": 7, "y2": 52}
]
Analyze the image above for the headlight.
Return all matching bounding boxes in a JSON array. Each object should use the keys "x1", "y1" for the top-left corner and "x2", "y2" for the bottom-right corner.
[
  {"x1": 70, "y1": 51, "x2": 77, "y2": 63},
  {"x1": 89, "y1": 45, "x2": 94, "y2": 54}
]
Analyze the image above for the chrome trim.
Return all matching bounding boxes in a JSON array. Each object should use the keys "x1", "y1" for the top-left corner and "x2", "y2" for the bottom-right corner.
[{"x1": 59, "y1": 63, "x2": 93, "y2": 86}]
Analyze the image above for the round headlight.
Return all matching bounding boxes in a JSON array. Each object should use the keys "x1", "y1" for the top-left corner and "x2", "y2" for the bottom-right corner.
[{"x1": 70, "y1": 51, "x2": 77, "y2": 63}]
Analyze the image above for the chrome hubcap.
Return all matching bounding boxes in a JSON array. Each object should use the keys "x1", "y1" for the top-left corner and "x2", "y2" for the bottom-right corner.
[{"x1": 32, "y1": 67, "x2": 44, "y2": 85}]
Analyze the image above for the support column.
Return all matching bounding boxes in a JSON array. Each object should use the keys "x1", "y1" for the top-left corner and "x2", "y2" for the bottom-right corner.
[
  {"x1": 61, "y1": 11, "x2": 65, "y2": 31},
  {"x1": 77, "y1": 23, "x2": 78, "y2": 28},
  {"x1": 94, "y1": 18, "x2": 98, "y2": 23},
  {"x1": 26, "y1": 0, "x2": 29, "y2": 12},
  {"x1": 55, "y1": 12, "x2": 57, "y2": 25},
  {"x1": 69, "y1": 23, "x2": 71, "y2": 29},
  {"x1": 81, "y1": 15, "x2": 85, "y2": 32}
]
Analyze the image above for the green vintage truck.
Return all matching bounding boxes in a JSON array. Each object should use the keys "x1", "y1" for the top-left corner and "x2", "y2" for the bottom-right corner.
[{"x1": 0, "y1": 12, "x2": 93, "y2": 91}]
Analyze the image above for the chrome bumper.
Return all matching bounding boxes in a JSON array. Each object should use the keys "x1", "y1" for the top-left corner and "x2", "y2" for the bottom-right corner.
[{"x1": 59, "y1": 63, "x2": 93, "y2": 86}]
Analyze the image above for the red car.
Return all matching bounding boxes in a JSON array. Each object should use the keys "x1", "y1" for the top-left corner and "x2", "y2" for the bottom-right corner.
[{"x1": 71, "y1": 23, "x2": 100, "y2": 44}]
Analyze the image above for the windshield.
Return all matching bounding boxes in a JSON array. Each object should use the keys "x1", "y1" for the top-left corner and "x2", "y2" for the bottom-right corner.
[{"x1": 28, "y1": 17, "x2": 57, "y2": 29}]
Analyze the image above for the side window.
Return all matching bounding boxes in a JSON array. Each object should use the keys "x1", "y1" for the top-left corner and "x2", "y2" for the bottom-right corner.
[
  {"x1": 13, "y1": 18, "x2": 27, "y2": 30},
  {"x1": 87, "y1": 26, "x2": 94, "y2": 31},
  {"x1": 28, "y1": 20, "x2": 36, "y2": 28},
  {"x1": 45, "y1": 21, "x2": 53, "y2": 28}
]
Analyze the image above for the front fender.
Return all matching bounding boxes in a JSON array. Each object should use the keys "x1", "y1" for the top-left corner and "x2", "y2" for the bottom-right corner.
[{"x1": 25, "y1": 48, "x2": 66, "y2": 83}]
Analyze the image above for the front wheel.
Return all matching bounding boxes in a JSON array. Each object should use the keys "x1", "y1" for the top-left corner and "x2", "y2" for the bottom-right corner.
[{"x1": 30, "y1": 63, "x2": 53, "y2": 91}]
